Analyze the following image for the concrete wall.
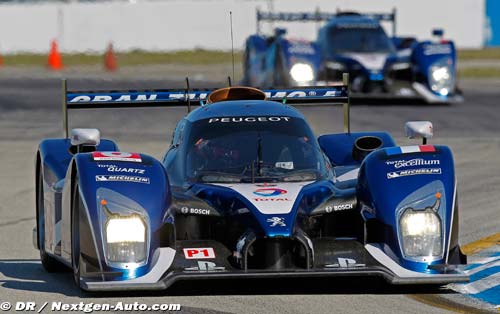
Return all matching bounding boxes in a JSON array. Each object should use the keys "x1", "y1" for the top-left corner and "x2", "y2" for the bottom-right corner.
[{"x1": 0, "y1": 0, "x2": 485, "y2": 53}]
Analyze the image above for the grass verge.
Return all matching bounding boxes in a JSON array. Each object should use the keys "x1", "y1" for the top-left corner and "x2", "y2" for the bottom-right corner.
[
  {"x1": 2, "y1": 49, "x2": 242, "y2": 66},
  {"x1": 458, "y1": 68, "x2": 500, "y2": 78},
  {"x1": 1, "y1": 49, "x2": 500, "y2": 78},
  {"x1": 457, "y1": 48, "x2": 500, "y2": 60}
]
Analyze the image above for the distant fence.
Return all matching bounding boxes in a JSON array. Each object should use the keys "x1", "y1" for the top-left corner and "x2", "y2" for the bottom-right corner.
[{"x1": 0, "y1": 0, "x2": 486, "y2": 53}]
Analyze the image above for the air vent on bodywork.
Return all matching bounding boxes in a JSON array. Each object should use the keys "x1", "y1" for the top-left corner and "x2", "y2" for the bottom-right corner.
[{"x1": 352, "y1": 136, "x2": 383, "y2": 162}]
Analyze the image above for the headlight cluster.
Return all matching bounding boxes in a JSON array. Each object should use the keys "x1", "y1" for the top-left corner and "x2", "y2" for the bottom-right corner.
[
  {"x1": 399, "y1": 195, "x2": 443, "y2": 260},
  {"x1": 428, "y1": 58, "x2": 454, "y2": 96},
  {"x1": 400, "y1": 208, "x2": 442, "y2": 257},
  {"x1": 105, "y1": 214, "x2": 146, "y2": 264},
  {"x1": 97, "y1": 188, "x2": 149, "y2": 268},
  {"x1": 290, "y1": 63, "x2": 314, "y2": 84}
]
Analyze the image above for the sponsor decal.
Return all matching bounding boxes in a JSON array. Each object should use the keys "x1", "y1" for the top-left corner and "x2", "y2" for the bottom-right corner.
[
  {"x1": 325, "y1": 257, "x2": 366, "y2": 268},
  {"x1": 253, "y1": 198, "x2": 291, "y2": 202},
  {"x1": 95, "y1": 175, "x2": 150, "y2": 184},
  {"x1": 266, "y1": 216, "x2": 286, "y2": 227},
  {"x1": 275, "y1": 161, "x2": 294, "y2": 170},
  {"x1": 208, "y1": 116, "x2": 291, "y2": 123},
  {"x1": 326, "y1": 203, "x2": 354, "y2": 213},
  {"x1": 97, "y1": 164, "x2": 145, "y2": 174},
  {"x1": 387, "y1": 168, "x2": 442, "y2": 179},
  {"x1": 264, "y1": 89, "x2": 344, "y2": 99},
  {"x1": 385, "y1": 145, "x2": 436, "y2": 156},
  {"x1": 92, "y1": 152, "x2": 142, "y2": 163},
  {"x1": 68, "y1": 88, "x2": 346, "y2": 104},
  {"x1": 253, "y1": 188, "x2": 287, "y2": 197},
  {"x1": 183, "y1": 248, "x2": 216, "y2": 259},
  {"x1": 423, "y1": 44, "x2": 452, "y2": 56},
  {"x1": 184, "y1": 261, "x2": 225, "y2": 272},
  {"x1": 180, "y1": 206, "x2": 210, "y2": 215},
  {"x1": 288, "y1": 42, "x2": 316, "y2": 55},
  {"x1": 68, "y1": 92, "x2": 209, "y2": 103},
  {"x1": 386, "y1": 158, "x2": 440, "y2": 169}
]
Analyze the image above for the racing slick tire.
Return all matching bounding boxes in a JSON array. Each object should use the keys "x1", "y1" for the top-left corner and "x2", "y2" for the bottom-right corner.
[
  {"x1": 36, "y1": 161, "x2": 65, "y2": 273},
  {"x1": 71, "y1": 180, "x2": 82, "y2": 287}
]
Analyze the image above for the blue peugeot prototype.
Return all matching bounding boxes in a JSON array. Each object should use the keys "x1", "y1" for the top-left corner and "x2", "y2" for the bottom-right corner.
[
  {"x1": 243, "y1": 9, "x2": 462, "y2": 103},
  {"x1": 34, "y1": 81, "x2": 468, "y2": 291}
]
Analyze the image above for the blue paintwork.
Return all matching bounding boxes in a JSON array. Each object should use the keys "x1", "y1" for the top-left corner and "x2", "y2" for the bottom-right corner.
[
  {"x1": 358, "y1": 145, "x2": 456, "y2": 271},
  {"x1": 186, "y1": 100, "x2": 304, "y2": 121},
  {"x1": 74, "y1": 153, "x2": 171, "y2": 279},
  {"x1": 318, "y1": 132, "x2": 396, "y2": 166},
  {"x1": 38, "y1": 139, "x2": 118, "y2": 181},
  {"x1": 190, "y1": 180, "x2": 354, "y2": 238}
]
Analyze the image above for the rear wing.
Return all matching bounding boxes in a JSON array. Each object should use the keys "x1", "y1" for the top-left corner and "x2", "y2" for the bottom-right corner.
[
  {"x1": 62, "y1": 74, "x2": 351, "y2": 138},
  {"x1": 256, "y1": 8, "x2": 397, "y2": 36}
]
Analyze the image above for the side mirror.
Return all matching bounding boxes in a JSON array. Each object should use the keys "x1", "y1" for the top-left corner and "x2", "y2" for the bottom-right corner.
[
  {"x1": 71, "y1": 128, "x2": 100, "y2": 147},
  {"x1": 274, "y1": 27, "x2": 287, "y2": 37},
  {"x1": 432, "y1": 28, "x2": 444, "y2": 38},
  {"x1": 405, "y1": 121, "x2": 433, "y2": 144}
]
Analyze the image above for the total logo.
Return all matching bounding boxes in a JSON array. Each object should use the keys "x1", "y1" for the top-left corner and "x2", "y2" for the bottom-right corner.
[{"x1": 253, "y1": 188, "x2": 287, "y2": 197}]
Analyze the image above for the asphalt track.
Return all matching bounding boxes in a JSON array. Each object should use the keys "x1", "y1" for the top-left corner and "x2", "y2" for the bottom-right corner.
[{"x1": 0, "y1": 76, "x2": 499, "y2": 314}]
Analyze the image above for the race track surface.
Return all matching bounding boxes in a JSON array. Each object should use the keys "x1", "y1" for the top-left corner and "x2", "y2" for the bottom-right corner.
[{"x1": 0, "y1": 76, "x2": 499, "y2": 314}]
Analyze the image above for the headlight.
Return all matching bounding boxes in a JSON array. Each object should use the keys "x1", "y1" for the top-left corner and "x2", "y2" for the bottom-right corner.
[
  {"x1": 97, "y1": 188, "x2": 150, "y2": 268},
  {"x1": 106, "y1": 215, "x2": 146, "y2": 264},
  {"x1": 400, "y1": 207, "x2": 442, "y2": 258},
  {"x1": 428, "y1": 58, "x2": 454, "y2": 96},
  {"x1": 290, "y1": 63, "x2": 314, "y2": 84}
]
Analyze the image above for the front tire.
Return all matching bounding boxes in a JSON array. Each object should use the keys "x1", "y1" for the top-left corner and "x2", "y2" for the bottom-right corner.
[
  {"x1": 71, "y1": 181, "x2": 82, "y2": 287},
  {"x1": 36, "y1": 165, "x2": 64, "y2": 272}
]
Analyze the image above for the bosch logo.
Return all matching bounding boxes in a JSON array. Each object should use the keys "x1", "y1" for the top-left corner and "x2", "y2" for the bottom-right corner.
[
  {"x1": 325, "y1": 203, "x2": 353, "y2": 213},
  {"x1": 253, "y1": 188, "x2": 287, "y2": 197}
]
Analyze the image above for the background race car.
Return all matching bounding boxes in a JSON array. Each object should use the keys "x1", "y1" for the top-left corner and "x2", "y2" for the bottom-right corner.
[
  {"x1": 243, "y1": 9, "x2": 463, "y2": 103},
  {"x1": 34, "y1": 80, "x2": 467, "y2": 291}
]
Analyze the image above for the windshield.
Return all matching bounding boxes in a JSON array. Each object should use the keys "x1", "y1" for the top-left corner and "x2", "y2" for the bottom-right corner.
[
  {"x1": 328, "y1": 25, "x2": 394, "y2": 54},
  {"x1": 185, "y1": 116, "x2": 327, "y2": 183}
]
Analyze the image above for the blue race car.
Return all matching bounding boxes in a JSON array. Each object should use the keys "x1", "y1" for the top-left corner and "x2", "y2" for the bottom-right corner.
[
  {"x1": 34, "y1": 80, "x2": 467, "y2": 291},
  {"x1": 243, "y1": 9, "x2": 462, "y2": 103}
]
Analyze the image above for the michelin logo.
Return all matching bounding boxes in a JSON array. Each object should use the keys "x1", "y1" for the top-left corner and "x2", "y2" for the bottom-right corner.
[
  {"x1": 95, "y1": 175, "x2": 150, "y2": 184},
  {"x1": 387, "y1": 168, "x2": 441, "y2": 179}
]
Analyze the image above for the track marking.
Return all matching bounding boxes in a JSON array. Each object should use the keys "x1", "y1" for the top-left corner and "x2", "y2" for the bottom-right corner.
[
  {"x1": 409, "y1": 231, "x2": 500, "y2": 313},
  {"x1": 461, "y1": 232, "x2": 500, "y2": 256}
]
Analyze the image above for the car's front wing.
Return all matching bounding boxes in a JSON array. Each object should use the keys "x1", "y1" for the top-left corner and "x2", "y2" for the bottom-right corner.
[{"x1": 81, "y1": 240, "x2": 469, "y2": 291}]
